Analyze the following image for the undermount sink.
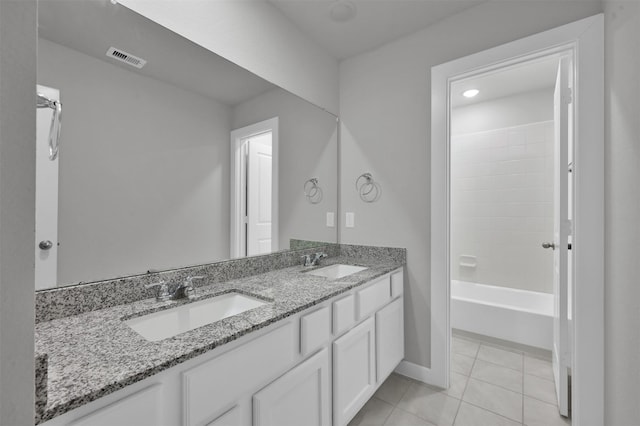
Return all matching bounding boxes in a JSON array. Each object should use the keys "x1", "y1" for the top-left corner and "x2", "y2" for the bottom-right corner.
[
  {"x1": 125, "y1": 293, "x2": 267, "y2": 342},
  {"x1": 305, "y1": 264, "x2": 368, "y2": 280}
]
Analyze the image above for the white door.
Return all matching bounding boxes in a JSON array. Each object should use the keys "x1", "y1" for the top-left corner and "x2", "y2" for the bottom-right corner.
[
  {"x1": 246, "y1": 133, "x2": 272, "y2": 256},
  {"x1": 35, "y1": 84, "x2": 60, "y2": 290},
  {"x1": 551, "y1": 56, "x2": 571, "y2": 417}
]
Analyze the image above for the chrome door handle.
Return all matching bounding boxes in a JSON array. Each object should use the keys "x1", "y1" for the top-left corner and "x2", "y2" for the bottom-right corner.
[
  {"x1": 541, "y1": 242, "x2": 556, "y2": 250},
  {"x1": 39, "y1": 240, "x2": 53, "y2": 250}
]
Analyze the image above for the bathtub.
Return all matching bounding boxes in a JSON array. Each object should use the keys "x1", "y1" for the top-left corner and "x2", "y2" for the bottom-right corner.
[{"x1": 451, "y1": 280, "x2": 553, "y2": 350}]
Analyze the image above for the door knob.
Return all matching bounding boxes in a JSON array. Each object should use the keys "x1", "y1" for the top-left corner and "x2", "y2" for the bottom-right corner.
[
  {"x1": 541, "y1": 242, "x2": 555, "y2": 250},
  {"x1": 39, "y1": 240, "x2": 53, "y2": 250}
]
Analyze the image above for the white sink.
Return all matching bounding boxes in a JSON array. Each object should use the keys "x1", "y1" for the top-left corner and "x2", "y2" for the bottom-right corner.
[
  {"x1": 125, "y1": 293, "x2": 267, "y2": 342},
  {"x1": 306, "y1": 264, "x2": 368, "y2": 280}
]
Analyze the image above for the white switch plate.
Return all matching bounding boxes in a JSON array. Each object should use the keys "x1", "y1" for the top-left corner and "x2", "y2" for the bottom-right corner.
[
  {"x1": 345, "y1": 212, "x2": 355, "y2": 228},
  {"x1": 326, "y1": 212, "x2": 335, "y2": 227}
]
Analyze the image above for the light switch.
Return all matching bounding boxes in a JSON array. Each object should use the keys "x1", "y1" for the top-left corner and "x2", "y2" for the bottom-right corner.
[
  {"x1": 345, "y1": 212, "x2": 355, "y2": 228},
  {"x1": 326, "y1": 212, "x2": 335, "y2": 227}
]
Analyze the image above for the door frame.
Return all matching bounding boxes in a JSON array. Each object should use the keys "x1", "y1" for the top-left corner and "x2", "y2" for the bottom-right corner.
[
  {"x1": 230, "y1": 117, "x2": 279, "y2": 258},
  {"x1": 429, "y1": 15, "x2": 603, "y2": 423}
]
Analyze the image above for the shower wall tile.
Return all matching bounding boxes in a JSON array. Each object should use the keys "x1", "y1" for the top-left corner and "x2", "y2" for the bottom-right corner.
[{"x1": 450, "y1": 121, "x2": 554, "y2": 293}]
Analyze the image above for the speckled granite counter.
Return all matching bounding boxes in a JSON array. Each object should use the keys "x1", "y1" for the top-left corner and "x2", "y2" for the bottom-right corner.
[{"x1": 35, "y1": 256, "x2": 404, "y2": 424}]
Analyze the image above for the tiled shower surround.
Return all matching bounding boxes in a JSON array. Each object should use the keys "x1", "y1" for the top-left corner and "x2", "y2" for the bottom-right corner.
[
  {"x1": 35, "y1": 243, "x2": 405, "y2": 323},
  {"x1": 450, "y1": 121, "x2": 555, "y2": 294}
]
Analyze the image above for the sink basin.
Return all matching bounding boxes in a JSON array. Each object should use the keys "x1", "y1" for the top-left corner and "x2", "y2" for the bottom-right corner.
[
  {"x1": 125, "y1": 293, "x2": 267, "y2": 342},
  {"x1": 305, "y1": 264, "x2": 368, "y2": 280}
]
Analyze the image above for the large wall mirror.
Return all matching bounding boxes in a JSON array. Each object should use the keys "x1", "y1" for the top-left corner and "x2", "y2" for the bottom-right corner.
[{"x1": 36, "y1": 0, "x2": 338, "y2": 289}]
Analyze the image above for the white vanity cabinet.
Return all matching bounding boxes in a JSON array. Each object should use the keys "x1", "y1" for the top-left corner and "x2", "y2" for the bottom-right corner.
[{"x1": 40, "y1": 267, "x2": 404, "y2": 426}]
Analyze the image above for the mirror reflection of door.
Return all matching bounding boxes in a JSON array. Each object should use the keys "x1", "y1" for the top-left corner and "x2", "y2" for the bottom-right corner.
[
  {"x1": 35, "y1": 84, "x2": 61, "y2": 290},
  {"x1": 245, "y1": 132, "x2": 272, "y2": 256},
  {"x1": 230, "y1": 117, "x2": 279, "y2": 259}
]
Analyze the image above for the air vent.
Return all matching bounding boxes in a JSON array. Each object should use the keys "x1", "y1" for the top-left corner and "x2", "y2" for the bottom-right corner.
[{"x1": 106, "y1": 47, "x2": 146, "y2": 69}]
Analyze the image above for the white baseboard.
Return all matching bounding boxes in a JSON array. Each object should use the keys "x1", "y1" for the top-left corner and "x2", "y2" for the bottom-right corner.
[{"x1": 394, "y1": 360, "x2": 442, "y2": 388}]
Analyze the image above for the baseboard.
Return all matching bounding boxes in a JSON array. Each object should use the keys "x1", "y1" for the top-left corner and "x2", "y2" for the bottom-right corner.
[{"x1": 394, "y1": 360, "x2": 442, "y2": 388}]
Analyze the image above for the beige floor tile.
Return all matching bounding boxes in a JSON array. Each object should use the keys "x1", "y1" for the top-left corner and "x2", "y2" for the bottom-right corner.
[
  {"x1": 384, "y1": 408, "x2": 436, "y2": 426},
  {"x1": 524, "y1": 356, "x2": 554, "y2": 382},
  {"x1": 524, "y1": 374, "x2": 557, "y2": 404},
  {"x1": 471, "y1": 359, "x2": 523, "y2": 393},
  {"x1": 452, "y1": 337, "x2": 480, "y2": 358},
  {"x1": 476, "y1": 345, "x2": 523, "y2": 371},
  {"x1": 454, "y1": 402, "x2": 521, "y2": 426},
  {"x1": 443, "y1": 372, "x2": 469, "y2": 399},
  {"x1": 375, "y1": 373, "x2": 413, "y2": 405},
  {"x1": 462, "y1": 378, "x2": 523, "y2": 423},
  {"x1": 397, "y1": 382, "x2": 461, "y2": 426},
  {"x1": 348, "y1": 397, "x2": 394, "y2": 426},
  {"x1": 451, "y1": 353, "x2": 475, "y2": 376},
  {"x1": 523, "y1": 396, "x2": 570, "y2": 426}
]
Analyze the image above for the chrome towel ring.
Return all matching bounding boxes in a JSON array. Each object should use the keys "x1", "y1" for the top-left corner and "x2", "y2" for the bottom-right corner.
[
  {"x1": 355, "y1": 172, "x2": 381, "y2": 203},
  {"x1": 304, "y1": 178, "x2": 323, "y2": 204}
]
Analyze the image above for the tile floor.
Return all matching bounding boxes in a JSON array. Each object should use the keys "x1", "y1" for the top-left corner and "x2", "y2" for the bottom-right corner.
[{"x1": 348, "y1": 335, "x2": 570, "y2": 426}]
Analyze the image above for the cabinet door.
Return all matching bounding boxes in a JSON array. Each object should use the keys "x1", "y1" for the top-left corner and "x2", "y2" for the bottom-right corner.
[
  {"x1": 253, "y1": 348, "x2": 330, "y2": 426},
  {"x1": 376, "y1": 297, "x2": 404, "y2": 381},
  {"x1": 333, "y1": 317, "x2": 375, "y2": 426}
]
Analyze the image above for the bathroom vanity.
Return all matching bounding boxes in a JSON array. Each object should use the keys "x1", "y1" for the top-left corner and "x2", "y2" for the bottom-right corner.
[{"x1": 36, "y1": 250, "x2": 405, "y2": 426}]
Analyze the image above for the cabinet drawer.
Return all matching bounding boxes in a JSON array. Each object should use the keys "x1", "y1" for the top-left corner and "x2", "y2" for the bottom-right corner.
[
  {"x1": 183, "y1": 322, "x2": 296, "y2": 426},
  {"x1": 333, "y1": 294, "x2": 355, "y2": 336},
  {"x1": 68, "y1": 384, "x2": 161, "y2": 426},
  {"x1": 300, "y1": 306, "x2": 331, "y2": 356},
  {"x1": 356, "y1": 275, "x2": 390, "y2": 320},
  {"x1": 391, "y1": 269, "x2": 403, "y2": 298}
]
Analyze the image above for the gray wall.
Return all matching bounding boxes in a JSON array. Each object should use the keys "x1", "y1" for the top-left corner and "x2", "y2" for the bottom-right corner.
[
  {"x1": 38, "y1": 38, "x2": 232, "y2": 285},
  {"x1": 603, "y1": 0, "x2": 640, "y2": 424},
  {"x1": 339, "y1": 0, "x2": 601, "y2": 379},
  {"x1": 0, "y1": 1, "x2": 36, "y2": 423},
  {"x1": 232, "y1": 88, "x2": 338, "y2": 249}
]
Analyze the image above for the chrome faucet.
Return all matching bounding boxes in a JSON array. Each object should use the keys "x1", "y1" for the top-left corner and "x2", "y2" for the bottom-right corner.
[
  {"x1": 174, "y1": 275, "x2": 205, "y2": 300},
  {"x1": 301, "y1": 252, "x2": 328, "y2": 267},
  {"x1": 145, "y1": 276, "x2": 205, "y2": 302}
]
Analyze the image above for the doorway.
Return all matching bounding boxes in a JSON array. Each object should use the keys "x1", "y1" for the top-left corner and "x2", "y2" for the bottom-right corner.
[
  {"x1": 230, "y1": 117, "x2": 279, "y2": 258},
  {"x1": 430, "y1": 15, "x2": 604, "y2": 424},
  {"x1": 449, "y1": 53, "x2": 572, "y2": 421}
]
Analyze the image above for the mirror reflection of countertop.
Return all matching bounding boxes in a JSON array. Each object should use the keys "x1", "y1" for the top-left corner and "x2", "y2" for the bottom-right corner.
[{"x1": 35, "y1": 256, "x2": 404, "y2": 424}]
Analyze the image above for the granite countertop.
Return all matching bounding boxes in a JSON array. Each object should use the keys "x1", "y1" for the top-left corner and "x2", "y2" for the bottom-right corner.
[{"x1": 35, "y1": 256, "x2": 403, "y2": 424}]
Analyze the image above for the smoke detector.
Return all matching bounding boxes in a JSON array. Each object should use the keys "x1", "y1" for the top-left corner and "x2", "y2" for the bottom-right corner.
[
  {"x1": 106, "y1": 47, "x2": 146, "y2": 69},
  {"x1": 329, "y1": 0, "x2": 357, "y2": 23}
]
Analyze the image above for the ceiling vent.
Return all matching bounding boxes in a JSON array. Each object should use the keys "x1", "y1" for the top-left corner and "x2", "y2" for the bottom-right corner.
[{"x1": 106, "y1": 47, "x2": 146, "y2": 69}]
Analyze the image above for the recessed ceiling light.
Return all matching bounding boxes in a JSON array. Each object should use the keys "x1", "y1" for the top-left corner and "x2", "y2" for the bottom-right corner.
[
  {"x1": 463, "y1": 89, "x2": 479, "y2": 98},
  {"x1": 330, "y1": 0, "x2": 357, "y2": 23}
]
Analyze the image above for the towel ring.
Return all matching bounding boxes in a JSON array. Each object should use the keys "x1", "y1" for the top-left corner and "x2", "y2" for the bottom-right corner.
[
  {"x1": 355, "y1": 173, "x2": 381, "y2": 203},
  {"x1": 304, "y1": 178, "x2": 323, "y2": 204}
]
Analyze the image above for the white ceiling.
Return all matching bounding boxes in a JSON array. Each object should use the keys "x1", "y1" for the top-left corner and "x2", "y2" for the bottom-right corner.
[
  {"x1": 38, "y1": 0, "x2": 276, "y2": 106},
  {"x1": 268, "y1": 0, "x2": 485, "y2": 59},
  {"x1": 451, "y1": 56, "x2": 560, "y2": 108}
]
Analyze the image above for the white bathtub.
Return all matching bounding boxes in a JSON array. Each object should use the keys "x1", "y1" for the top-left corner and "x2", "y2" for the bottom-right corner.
[{"x1": 451, "y1": 280, "x2": 553, "y2": 350}]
